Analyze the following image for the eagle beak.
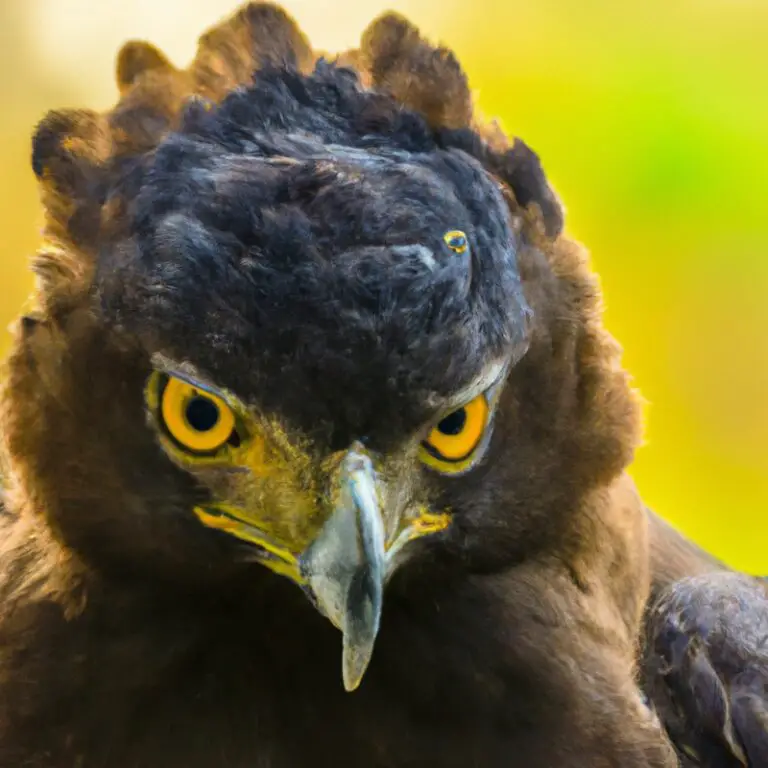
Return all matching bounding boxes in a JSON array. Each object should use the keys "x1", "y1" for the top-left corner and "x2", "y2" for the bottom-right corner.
[
  {"x1": 194, "y1": 439, "x2": 448, "y2": 690},
  {"x1": 299, "y1": 445, "x2": 386, "y2": 692}
]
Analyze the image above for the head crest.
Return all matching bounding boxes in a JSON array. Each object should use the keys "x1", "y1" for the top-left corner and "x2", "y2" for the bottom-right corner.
[{"x1": 29, "y1": 2, "x2": 563, "y2": 313}]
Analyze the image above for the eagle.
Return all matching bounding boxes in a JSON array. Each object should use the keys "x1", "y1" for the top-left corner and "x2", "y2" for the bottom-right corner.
[{"x1": 0, "y1": 4, "x2": 765, "y2": 766}]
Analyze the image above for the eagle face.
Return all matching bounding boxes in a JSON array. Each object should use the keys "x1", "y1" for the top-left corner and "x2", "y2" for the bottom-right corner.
[
  {"x1": 141, "y1": 354, "x2": 508, "y2": 689},
  {"x1": 90, "y1": 66, "x2": 532, "y2": 689}
]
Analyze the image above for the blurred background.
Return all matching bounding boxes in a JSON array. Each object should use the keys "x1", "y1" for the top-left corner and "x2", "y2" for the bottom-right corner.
[{"x1": 1, "y1": 0, "x2": 766, "y2": 571}]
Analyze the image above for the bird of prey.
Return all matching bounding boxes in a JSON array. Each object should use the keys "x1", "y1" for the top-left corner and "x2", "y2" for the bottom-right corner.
[{"x1": 0, "y1": 4, "x2": 764, "y2": 767}]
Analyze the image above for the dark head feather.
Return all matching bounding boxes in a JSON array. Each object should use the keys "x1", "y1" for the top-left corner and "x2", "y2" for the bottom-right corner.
[{"x1": 29, "y1": 4, "x2": 562, "y2": 295}]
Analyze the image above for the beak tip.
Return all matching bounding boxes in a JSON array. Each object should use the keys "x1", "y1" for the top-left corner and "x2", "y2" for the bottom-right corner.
[
  {"x1": 341, "y1": 650, "x2": 370, "y2": 693},
  {"x1": 341, "y1": 629, "x2": 377, "y2": 693},
  {"x1": 342, "y1": 673, "x2": 362, "y2": 693}
]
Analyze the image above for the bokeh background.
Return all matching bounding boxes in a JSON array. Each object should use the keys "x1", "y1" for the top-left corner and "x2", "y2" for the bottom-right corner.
[{"x1": 1, "y1": 0, "x2": 766, "y2": 571}]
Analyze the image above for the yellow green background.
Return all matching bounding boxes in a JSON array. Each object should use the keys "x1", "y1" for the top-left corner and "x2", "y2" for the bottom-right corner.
[{"x1": 1, "y1": 1, "x2": 765, "y2": 571}]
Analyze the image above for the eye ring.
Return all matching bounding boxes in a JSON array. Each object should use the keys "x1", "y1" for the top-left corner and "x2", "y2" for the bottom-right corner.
[
  {"x1": 419, "y1": 393, "x2": 489, "y2": 474},
  {"x1": 159, "y1": 375, "x2": 237, "y2": 454}
]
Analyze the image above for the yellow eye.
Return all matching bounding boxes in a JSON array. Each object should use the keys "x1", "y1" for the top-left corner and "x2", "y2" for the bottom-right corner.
[
  {"x1": 443, "y1": 229, "x2": 469, "y2": 255},
  {"x1": 420, "y1": 394, "x2": 489, "y2": 473},
  {"x1": 159, "y1": 375, "x2": 237, "y2": 454}
]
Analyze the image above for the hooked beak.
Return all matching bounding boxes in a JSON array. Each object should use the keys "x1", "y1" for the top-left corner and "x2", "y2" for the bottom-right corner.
[
  {"x1": 299, "y1": 446, "x2": 386, "y2": 692},
  {"x1": 194, "y1": 442, "x2": 450, "y2": 692}
]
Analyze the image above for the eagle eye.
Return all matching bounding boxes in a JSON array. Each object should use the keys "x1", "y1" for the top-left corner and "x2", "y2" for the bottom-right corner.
[
  {"x1": 157, "y1": 374, "x2": 238, "y2": 455},
  {"x1": 419, "y1": 393, "x2": 490, "y2": 475}
]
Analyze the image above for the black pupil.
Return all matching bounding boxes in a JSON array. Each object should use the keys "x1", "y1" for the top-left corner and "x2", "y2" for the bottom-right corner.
[
  {"x1": 185, "y1": 395, "x2": 220, "y2": 432},
  {"x1": 437, "y1": 408, "x2": 467, "y2": 436},
  {"x1": 449, "y1": 236, "x2": 465, "y2": 250}
]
